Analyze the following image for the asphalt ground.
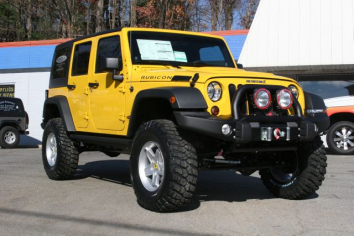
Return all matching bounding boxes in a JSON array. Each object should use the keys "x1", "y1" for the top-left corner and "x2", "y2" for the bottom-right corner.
[{"x1": 0, "y1": 148, "x2": 353, "y2": 236}]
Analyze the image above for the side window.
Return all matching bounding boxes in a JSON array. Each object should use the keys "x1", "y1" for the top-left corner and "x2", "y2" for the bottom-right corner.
[
  {"x1": 72, "y1": 42, "x2": 92, "y2": 76},
  {"x1": 52, "y1": 47, "x2": 70, "y2": 79},
  {"x1": 199, "y1": 46, "x2": 225, "y2": 65},
  {"x1": 96, "y1": 36, "x2": 121, "y2": 73}
]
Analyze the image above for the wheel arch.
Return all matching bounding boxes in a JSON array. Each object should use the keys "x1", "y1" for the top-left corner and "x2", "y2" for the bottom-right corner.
[
  {"x1": 328, "y1": 112, "x2": 354, "y2": 127},
  {"x1": 0, "y1": 121, "x2": 20, "y2": 130},
  {"x1": 127, "y1": 87, "x2": 207, "y2": 137},
  {"x1": 42, "y1": 96, "x2": 75, "y2": 132}
]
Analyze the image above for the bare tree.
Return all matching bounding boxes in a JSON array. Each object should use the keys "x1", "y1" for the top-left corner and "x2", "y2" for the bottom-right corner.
[
  {"x1": 223, "y1": 0, "x2": 240, "y2": 30},
  {"x1": 95, "y1": 0, "x2": 103, "y2": 32},
  {"x1": 237, "y1": 0, "x2": 259, "y2": 29},
  {"x1": 130, "y1": 0, "x2": 137, "y2": 27}
]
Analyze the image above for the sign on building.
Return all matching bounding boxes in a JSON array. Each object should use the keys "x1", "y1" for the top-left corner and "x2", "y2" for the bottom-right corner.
[{"x1": 0, "y1": 84, "x2": 15, "y2": 97}]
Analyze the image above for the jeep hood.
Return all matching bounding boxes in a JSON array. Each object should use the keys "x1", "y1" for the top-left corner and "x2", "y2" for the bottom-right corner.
[{"x1": 135, "y1": 66, "x2": 296, "y2": 84}]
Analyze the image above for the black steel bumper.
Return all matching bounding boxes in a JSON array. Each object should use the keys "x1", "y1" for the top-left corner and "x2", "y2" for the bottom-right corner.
[
  {"x1": 174, "y1": 111, "x2": 329, "y2": 143},
  {"x1": 174, "y1": 85, "x2": 330, "y2": 143}
]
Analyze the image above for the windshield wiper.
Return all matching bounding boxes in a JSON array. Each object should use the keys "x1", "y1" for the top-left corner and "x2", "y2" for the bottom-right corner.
[{"x1": 182, "y1": 62, "x2": 212, "y2": 67}]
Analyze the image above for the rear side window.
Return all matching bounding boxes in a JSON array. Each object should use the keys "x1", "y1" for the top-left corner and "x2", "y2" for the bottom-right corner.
[
  {"x1": 72, "y1": 42, "x2": 92, "y2": 76},
  {"x1": 52, "y1": 47, "x2": 70, "y2": 79},
  {"x1": 96, "y1": 36, "x2": 121, "y2": 73}
]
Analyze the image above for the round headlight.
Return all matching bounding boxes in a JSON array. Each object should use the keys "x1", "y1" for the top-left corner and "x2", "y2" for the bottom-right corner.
[
  {"x1": 277, "y1": 89, "x2": 293, "y2": 109},
  {"x1": 288, "y1": 85, "x2": 299, "y2": 98},
  {"x1": 254, "y1": 88, "x2": 271, "y2": 109},
  {"x1": 207, "y1": 82, "x2": 222, "y2": 102}
]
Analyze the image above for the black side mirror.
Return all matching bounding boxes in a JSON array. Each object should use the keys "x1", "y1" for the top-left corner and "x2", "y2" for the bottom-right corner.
[
  {"x1": 237, "y1": 63, "x2": 243, "y2": 69},
  {"x1": 101, "y1": 57, "x2": 123, "y2": 81}
]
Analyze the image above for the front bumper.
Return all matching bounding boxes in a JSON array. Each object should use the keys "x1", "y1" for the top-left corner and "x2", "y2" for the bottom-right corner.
[
  {"x1": 175, "y1": 84, "x2": 330, "y2": 143},
  {"x1": 174, "y1": 111, "x2": 329, "y2": 143}
]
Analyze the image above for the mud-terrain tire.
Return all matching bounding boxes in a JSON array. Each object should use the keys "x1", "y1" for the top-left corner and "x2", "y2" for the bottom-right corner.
[
  {"x1": 42, "y1": 118, "x2": 79, "y2": 180},
  {"x1": 259, "y1": 136, "x2": 327, "y2": 199},
  {"x1": 130, "y1": 120, "x2": 198, "y2": 212},
  {"x1": 0, "y1": 126, "x2": 20, "y2": 148},
  {"x1": 326, "y1": 121, "x2": 354, "y2": 155}
]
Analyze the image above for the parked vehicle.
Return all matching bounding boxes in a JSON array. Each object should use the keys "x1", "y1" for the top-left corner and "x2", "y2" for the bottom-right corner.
[
  {"x1": 41, "y1": 28, "x2": 329, "y2": 212},
  {"x1": 0, "y1": 97, "x2": 29, "y2": 148},
  {"x1": 299, "y1": 77, "x2": 354, "y2": 154}
]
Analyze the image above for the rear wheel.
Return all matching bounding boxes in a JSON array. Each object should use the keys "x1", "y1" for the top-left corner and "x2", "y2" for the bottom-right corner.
[
  {"x1": 260, "y1": 136, "x2": 327, "y2": 199},
  {"x1": 130, "y1": 120, "x2": 198, "y2": 212},
  {"x1": 0, "y1": 126, "x2": 20, "y2": 149},
  {"x1": 326, "y1": 121, "x2": 354, "y2": 155},
  {"x1": 42, "y1": 118, "x2": 79, "y2": 180}
]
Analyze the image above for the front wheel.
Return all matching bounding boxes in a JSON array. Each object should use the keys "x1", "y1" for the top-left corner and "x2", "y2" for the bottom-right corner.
[
  {"x1": 42, "y1": 118, "x2": 79, "y2": 180},
  {"x1": 130, "y1": 120, "x2": 198, "y2": 212},
  {"x1": 260, "y1": 136, "x2": 327, "y2": 199},
  {"x1": 0, "y1": 126, "x2": 20, "y2": 148},
  {"x1": 326, "y1": 121, "x2": 354, "y2": 155}
]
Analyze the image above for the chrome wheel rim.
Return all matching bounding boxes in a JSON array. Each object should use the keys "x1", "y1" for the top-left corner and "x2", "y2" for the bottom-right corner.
[
  {"x1": 4, "y1": 131, "x2": 16, "y2": 144},
  {"x1": 46, "y1": 133, "x2": 57, "y2": 167},
  {"x1": 138, "y1": 141, "x2": 165, "y2": 192},
  {"x1": 333, "y1": 127, "x2": 354, "y2": 151}
]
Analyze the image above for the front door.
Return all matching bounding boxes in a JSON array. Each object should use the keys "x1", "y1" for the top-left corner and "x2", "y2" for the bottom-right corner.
[
  {"x1": 89, "y1": 34, "x2": 125, "y2": 131},
  {"x1": 67, "y1": 40, "x2": 93, "y2": 129}
]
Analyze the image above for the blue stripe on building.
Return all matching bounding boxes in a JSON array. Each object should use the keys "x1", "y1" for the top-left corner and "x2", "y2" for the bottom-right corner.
[{"x1": 0, "y1": 45, "x2": 55, "y2": 70}]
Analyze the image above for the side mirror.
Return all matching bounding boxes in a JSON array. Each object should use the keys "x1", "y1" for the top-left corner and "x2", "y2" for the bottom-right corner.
[
  {"x1": 237, "y1": 63, "x2": 243, "y2": 69},
  {"x1": 101, "y1": 57, "x2": 123, "y2": 81}
]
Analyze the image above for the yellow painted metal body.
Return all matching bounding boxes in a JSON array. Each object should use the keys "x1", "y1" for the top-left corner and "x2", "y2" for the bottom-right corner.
[{"x1": 48, "y1": 28, "x2": 305, "y2": 136}]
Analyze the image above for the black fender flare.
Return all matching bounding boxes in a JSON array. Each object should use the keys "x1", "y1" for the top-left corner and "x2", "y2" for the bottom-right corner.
[
  {"x1": 127, "y1": 87, "x2": 208, "y2": 137},
  {"x1": 304, "y1": 91, "x2": 327, "y2": 110},
  {"x1": 303, "y1": 91, "x2": 330, "y2": 133},
  {"x1": 42, "y1": 96, "x2": 75, "y2": 132},
  {"x1": 0, "y1": 120, "x2": 20, "y2": 129}
]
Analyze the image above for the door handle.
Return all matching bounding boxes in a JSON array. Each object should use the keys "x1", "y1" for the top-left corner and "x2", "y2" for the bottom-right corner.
[
  {"x1": 67, "y1": 84, "x2": 76, "y2": 90},
  {"x1": 88, "y1": 82, "x2": 99, "y2": 88}
]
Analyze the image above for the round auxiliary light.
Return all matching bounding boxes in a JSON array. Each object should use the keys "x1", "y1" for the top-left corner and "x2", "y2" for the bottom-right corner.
[
  {"x1": 207, "y1": 82, "x2": 222, "y2": 102},
  {"x1": 254, "y1": 88, "x2": 271, "y2": 109},
  {"x1": 277, "y1": 89, "x2": 293, "y2": 109},
  {"x1": 221, "y1": 124, "x2": 232, "y2": 135},
  {"x1": 288, "y1": 85, "x2": 299, "y2": 98}
]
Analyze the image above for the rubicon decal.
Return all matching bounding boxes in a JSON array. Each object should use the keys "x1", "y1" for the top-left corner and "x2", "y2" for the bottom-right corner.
[{"x1": 141, "y1": 75, "x2": 173, "y2": 80}]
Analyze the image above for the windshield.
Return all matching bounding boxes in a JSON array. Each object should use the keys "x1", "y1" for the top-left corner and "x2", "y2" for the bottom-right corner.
[
  {"x1": 298, "y1": 74, "x2": 354, "y2": 99},
  {"x1": 129, "y1": 31, "x2": 235, "y2": 68}
]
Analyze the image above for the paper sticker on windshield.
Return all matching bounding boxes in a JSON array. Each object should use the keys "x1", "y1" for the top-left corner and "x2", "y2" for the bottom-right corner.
[
  {"x1": 137, "y1": 39, "x2": 175, "y2": 61},
  {"x1": 174, "y1": 51, "x2": 187, "y2": 62}
]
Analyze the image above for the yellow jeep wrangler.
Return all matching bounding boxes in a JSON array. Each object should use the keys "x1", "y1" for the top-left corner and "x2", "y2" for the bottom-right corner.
[{"x1": 41, "y1": 27, "x2": 329, "y2": 212}]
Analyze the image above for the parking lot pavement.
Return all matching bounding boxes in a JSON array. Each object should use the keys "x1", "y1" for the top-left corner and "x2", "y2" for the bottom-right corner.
[{"x1": 0, "y1": 149, "x2": 353, "y2": 236}]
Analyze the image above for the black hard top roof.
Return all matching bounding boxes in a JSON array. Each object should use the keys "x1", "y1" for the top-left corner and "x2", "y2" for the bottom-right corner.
[
  {"x1": 56, "y1": 27, "x2": 123, "y2": 49},
  {"x1": 0, "y1": 97, "x2": 23, "y2": 102}
]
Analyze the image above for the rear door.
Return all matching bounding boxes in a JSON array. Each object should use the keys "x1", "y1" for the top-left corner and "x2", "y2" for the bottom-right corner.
[{"x1": 67, "y1": 40, "x2": 93, "y2": 129}]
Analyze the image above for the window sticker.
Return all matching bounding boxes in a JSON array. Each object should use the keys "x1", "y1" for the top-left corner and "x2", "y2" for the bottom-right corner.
[
  {"x1": 174, "y1": 51, "x2": 187, "y2": 62},
  {"x1": 137, "y1": 39, "x2": 175, "y2": 61}
]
